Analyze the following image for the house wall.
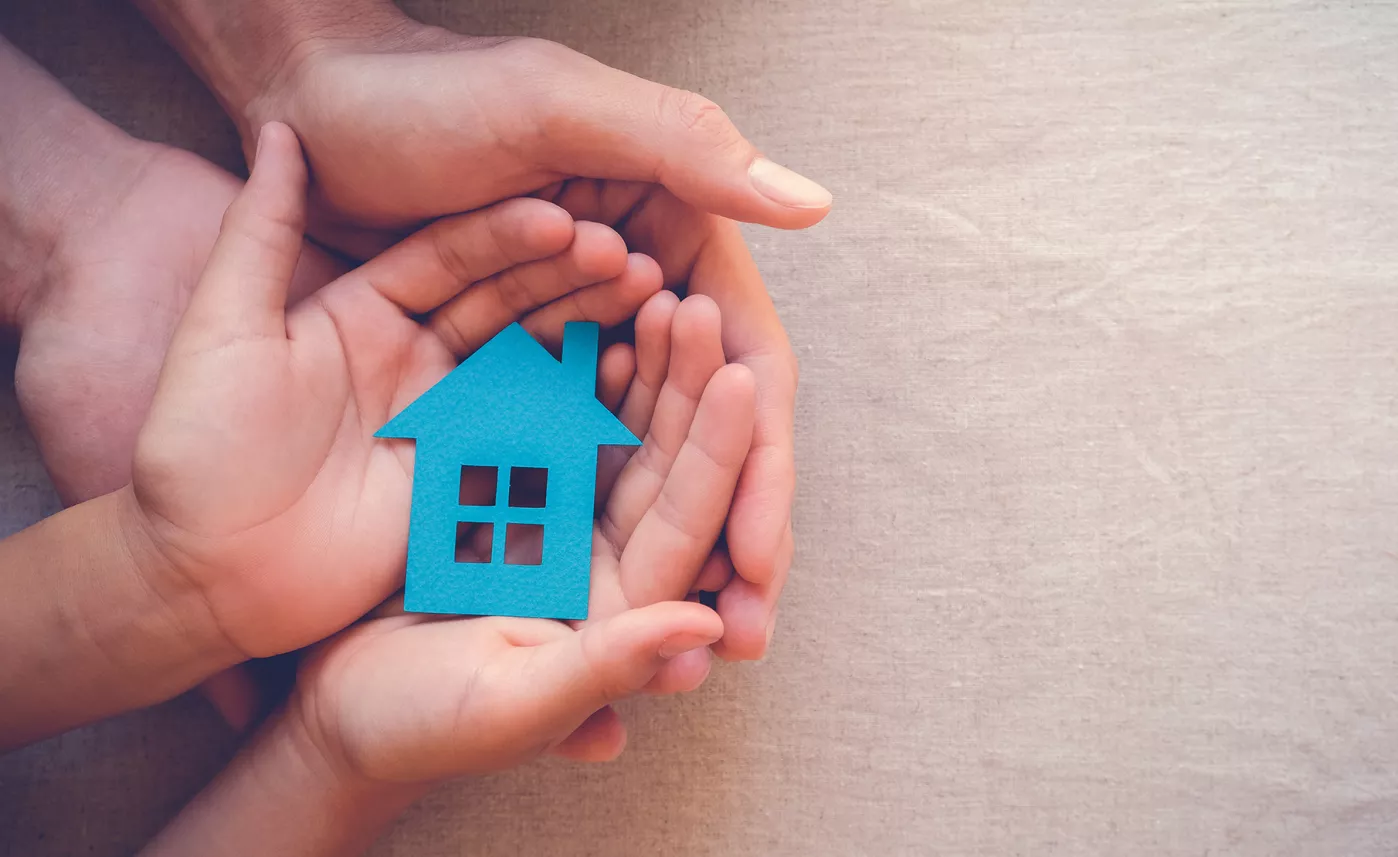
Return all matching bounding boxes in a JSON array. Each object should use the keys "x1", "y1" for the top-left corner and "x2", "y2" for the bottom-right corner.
[{"x1": 402, "y1": 441, "x2": 593, "y2": 620}]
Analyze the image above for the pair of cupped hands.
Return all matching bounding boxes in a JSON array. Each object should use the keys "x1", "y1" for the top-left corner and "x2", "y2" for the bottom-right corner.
[{"x1": 17, "y1": 24, "x2": 828, "y2": 786}]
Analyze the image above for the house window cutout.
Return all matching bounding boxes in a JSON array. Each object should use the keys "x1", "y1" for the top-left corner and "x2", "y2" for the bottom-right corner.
[
  {"x1": 459, "y1": 465, "x2": 497, "y2": 507},
  {"x1": 504, "y1": 523, "x2": 544, "y2": 566},
  {"x1": 455, "y1": 522, "x2": 492, "y2": 564},
  {"x1": 508, "y1": 467, "x2": 548, "y2": 508}
]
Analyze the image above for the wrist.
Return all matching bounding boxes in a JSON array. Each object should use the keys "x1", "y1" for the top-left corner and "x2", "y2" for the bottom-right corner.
[
  {"x1": 133, "y1": 0, "x2": 420, "y2": 145},
  {"x1": 0, "y1": 37, "x2": 148, "y2": 332},
  {"x1": 114, "y1": 484, "x2": 248, "y2": 669},
  {"x1": 277, "y1": 701, "x2": 431, "y2": 812},
  {"x1": 107, "y1": 485, "x2": 248, "y2": 679},
  {"x1": 0, "y1": 488, "x2": 243, "y2": 748},
  {"x1": 140, "y1": 704, "x2": 427, "y2": 856}
]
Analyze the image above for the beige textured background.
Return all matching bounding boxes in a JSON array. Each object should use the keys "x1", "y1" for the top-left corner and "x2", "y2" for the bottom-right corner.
[{"x1": 3, "y1": 0, "x2": 1398, "y2": 854}]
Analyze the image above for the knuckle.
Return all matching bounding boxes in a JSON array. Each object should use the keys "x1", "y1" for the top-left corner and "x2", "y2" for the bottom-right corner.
[
  {"x1": 428, "y1": 311, "x2": 470, "y2": 356},
  {"x1": 578, "y1": 629, "x2": 630, "y2": 702},
  {"x1": 490, "y1": 269, "x2": 536, "y2": 315},
  {"x1": 659, "y1": 89, "x2": 743, "y2": 150},
  {"x1": 565, "y1": 290, "x2": 596, "y2": 323},
  {"x1": 429, "y1": 228, "x2": 475, "y2": 284},
  {"x1": 226, "y1": 201, "x2": 300, "y2": 257},
  {"x1": 496, "y1": 36, "x2": 575, "y2": 72}
]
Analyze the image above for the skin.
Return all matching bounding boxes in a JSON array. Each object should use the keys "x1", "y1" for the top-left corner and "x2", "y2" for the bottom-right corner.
[
  {"x1": 133, "y1": 133, "x2": 757, "y2": 857},
  {"x1": 0, "y1": 32, "x2": 344, "y2": 504},
  {"x1": 126, "y1": 124, "x2": 684, "y2": 665},
  {"x1": 133, "y1": 0, "x2": 824, "y2": 659},
  {"x1": 0, "y1": 35, "x2": 689, "y2": 727},
  {"x1": 0, "y1": 115, "x2": 680, "y2": 748}
]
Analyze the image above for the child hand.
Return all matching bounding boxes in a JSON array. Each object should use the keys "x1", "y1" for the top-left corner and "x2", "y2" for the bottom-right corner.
[
  {"x1": 286, "y1": 293, "x2": 755, "y2": 782},
  {"x1": 128, "y1": 122, "x2": 664, "y2": 664}
]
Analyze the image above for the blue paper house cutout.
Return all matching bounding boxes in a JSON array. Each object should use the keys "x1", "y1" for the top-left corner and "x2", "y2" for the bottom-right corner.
[{"x1": 376, "y1": 322, "x2": 639, "y2": 620}]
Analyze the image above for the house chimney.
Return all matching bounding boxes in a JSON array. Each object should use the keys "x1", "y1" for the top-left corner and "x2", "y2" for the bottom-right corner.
[{"x1": 561, "y1": 322, "x2": 598, "y2": 394}]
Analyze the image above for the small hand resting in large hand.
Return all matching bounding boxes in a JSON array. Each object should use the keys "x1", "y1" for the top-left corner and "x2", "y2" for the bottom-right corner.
[
  {"x1": 137, "y1": 127, "x2": 756, "y2": 857},
  {"x1": 0, "y1": 121, "x2": 706, "y2": 747}
]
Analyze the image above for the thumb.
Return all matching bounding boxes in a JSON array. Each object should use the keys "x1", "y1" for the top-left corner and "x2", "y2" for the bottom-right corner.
[
  {"x1": 490, "y1": 602, "x2": 723, "y2": 749},
  {"x1": 179, "y1": 121, "x2": 307, "y2": 345},
  {"x1": 513, "y1": 41, "x2": 831, "y2": 229}
]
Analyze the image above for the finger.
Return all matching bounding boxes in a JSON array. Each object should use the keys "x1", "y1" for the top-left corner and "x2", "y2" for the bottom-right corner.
[
  {"x1": 596, "y1": 293, "x2": 678, "y2": 502},
  {"x1": 286, "y1": 245, "x2": 350, "y2": 307},
  {"x1": 617, "y1": 364, "x2": 755, "y2": 605},
  {"x1": 598, "y1": 343, "x2": 636, "y2": 412},
  {"x1": 428, "y1": 221, "x2": 627, "y2": 356},
  {"x1": 617, "y1": 290, "x2": 679, "y2": 439},
  {"x1": 548, "y1": 706, "x2": 628, "y2": 762},
  {"x1": 600, "y1": 296, "x2": 728, "y2": 553},
  {"x1": 676, "y1": 219, "x2": 796, "y2": 588},
  {"x1": 642, "y1": 296, "x2": 728, "y2": 466},
  {"x1": 485, "y1": 602, "x2": 721, "y2": 745},
  {"x1": 691, "y1": 548, "x2": 735, "y2": 594},
  {"x1": 197, "y1": 667, "x2": 262, "y2": 734},
  {"x1": 712, "y1": 522, "x2": 791, "y2": 661},
  {"x1": 554, "y1": 192, "x2": 797, "y2": 592},
  {"x1": 367, "y1": 593, "x2": 408, "y2": 620},
  {"x1": 179, "y1": 122, "x2": 305, "y2": 346},
  {"x1": 502, "y1": 40, "x2": 832, "y2": 228},
  {"x1": 351, "y1": 197, "x2": 575, "y2": 315},
  {"x1": 642, "y1": 646, "x2": 713, "y2": 695},
  {"x1": 520, "y1": 253, "x2": 663, "y2": 347}
]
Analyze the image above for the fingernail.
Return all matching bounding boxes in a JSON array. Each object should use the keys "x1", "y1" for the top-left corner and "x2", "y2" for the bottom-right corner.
[
  {"x1": 764, "y1": 613, "x2": 778, "y2": 648},
  {"x1": 659, "y1": 632, "x2": 720, "y2": 660},
  {"x1": 749, "y1": 158, "x2": 832, "y2": 209},
  {"x1": 253, "y1": 124, "x2": 266, "y2": 168}
]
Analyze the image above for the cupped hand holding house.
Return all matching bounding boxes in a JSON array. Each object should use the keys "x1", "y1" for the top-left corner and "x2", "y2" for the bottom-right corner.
[
  {"x1": 126, "y1": 122, "x2": 670, "y2": 668},
  {"x1": 137, "y1": 292, "x2": 756, "y2": 857},
  {"x1": 285, "y1": 296, "x2": 755, "y2": 780},
  {"x1": 134, "y1": 0, "x2": 818, "y2": 663}
]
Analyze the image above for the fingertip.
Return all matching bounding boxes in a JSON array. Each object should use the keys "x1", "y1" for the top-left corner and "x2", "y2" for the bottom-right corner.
[
  {"x1": 570, "y1": 221, "x2": 630, "y2": 280},
  {"x1": 634, "y1": 600, "x2": 725, "y2": 653},
  {"x1": 550, "y1": 706, "x2": 628, "y2": 762},
  {"x1": 708, "y1": 362, "x2": 758, "y2": 410},
  {"x1": 624, "y1": 252, "x2": 664, "y2": 292},
  {"x1": 198, "y1": 668, "x2": 261, "y2": 734},
  {"x1": 645, "y1": 646, "x2": 713, "y2": 694},
  {"x1": 635, "y1": 290, "x2": 680, "y2": 352},
  {"x1": 638, "y1": 288, "x2": 681, "y2": 322},
  {"x1": 746, "y1": 157, "x2": 833, "y2": 225},
  {"x1": 598, "y1": 342, "x2": 637, "y2": 411},
  {"x1": 711, "y1": 576, "x2": 773, "y2": 661},
  {"x1": 501, "y1": 197, "x2": 577, "y2": 257},
  {"x1": 691, "y1": 548, "x2": 736, "y2": 594},
  {"x1": 726, "y1": 473, "x2": 794, "y2": 588},
  {"x1": 675, "y1": 293, "x2": 721, "y2": 327},
  {"x1": 247, "y1": 121, "x2": 306, "y2": 192}
]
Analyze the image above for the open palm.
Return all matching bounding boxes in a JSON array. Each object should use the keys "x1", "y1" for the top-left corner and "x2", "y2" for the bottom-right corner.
[
  {"x1": 291, "y1": 293, "x2": 756, "y2": 782},
  {"x1": 131, "y1": 123, "x2": 665, "y2": 661}
]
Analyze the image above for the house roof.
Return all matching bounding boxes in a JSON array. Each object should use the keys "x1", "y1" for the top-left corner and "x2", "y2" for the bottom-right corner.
[{"x1": 375, "y1": 323, "x2": 640, "y2": 452}]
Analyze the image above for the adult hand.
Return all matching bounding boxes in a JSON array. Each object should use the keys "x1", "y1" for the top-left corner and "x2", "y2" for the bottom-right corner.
[
  {"x1": 136, "y1": 0, "x2": 822, "y2": 658},
  {"x1": 241, "y1": 26, "x2": 831, "y2": 253},
  {"x1": 0, "y1": 34, "x2": 346, "y2": 505},
  {"x1": 14, "y1": 141, "x2": 345, "y2": 506},
  {"x1": 538, "y1": 181, "x2": 795, "y2": 662}
]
